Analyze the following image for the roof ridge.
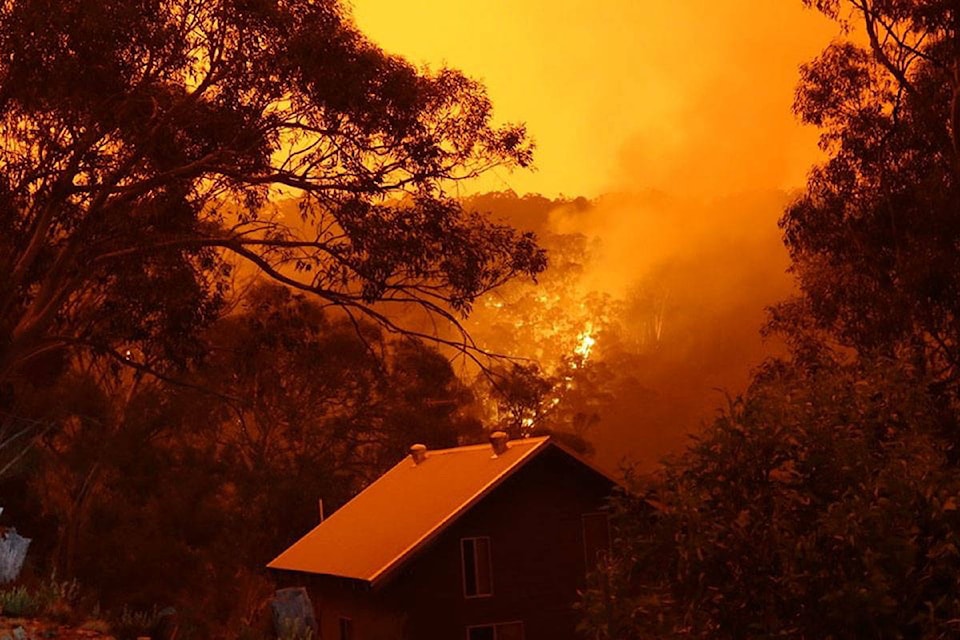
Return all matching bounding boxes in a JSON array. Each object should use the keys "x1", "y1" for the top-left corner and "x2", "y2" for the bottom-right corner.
[{"x1": 423, "y1": 435, "x2": 549, "y2": 456}]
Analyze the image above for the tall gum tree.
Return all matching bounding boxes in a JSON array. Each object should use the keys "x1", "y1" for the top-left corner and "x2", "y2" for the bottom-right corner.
[
  {"x1": 0, "y1": 0, "x2": 545, "y2": 388},
  {"x1": 781, "y1": 1, "x2": 960, "y2": 385}
]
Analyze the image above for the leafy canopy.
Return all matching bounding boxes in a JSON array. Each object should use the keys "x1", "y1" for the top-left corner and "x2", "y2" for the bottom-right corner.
[
  {"x1": 0, "y1": 0, "x2": 545, "y2": 383},
  {"x1": 782, "y1": 0, "x2": 960, "y2": 366}
]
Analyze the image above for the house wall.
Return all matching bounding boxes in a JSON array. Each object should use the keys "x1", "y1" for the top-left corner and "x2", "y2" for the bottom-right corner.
[
  {"x1": 303, "y1": 576, "x2": 404, "y2": 640},
  {"x1": 292, "y1": 446, "x2": 615, "y2": 640},
  {"x1": 272, "y1": 573, "x2": 407, "y2": 640}
]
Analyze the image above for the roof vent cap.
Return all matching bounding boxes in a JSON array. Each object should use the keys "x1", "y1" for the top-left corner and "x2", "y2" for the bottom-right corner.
[
  {"x1": 409, "y1": 443, "x2": 428, "y2": 465},
  {"x1": 489, "y1": 431, "x2": 509, "y2": 456}
]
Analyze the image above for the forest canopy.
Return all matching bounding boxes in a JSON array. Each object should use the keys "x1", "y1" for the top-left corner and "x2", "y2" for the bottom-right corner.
[{"x1": 0, "y1": 0, "x2": 545, "y2": 388}]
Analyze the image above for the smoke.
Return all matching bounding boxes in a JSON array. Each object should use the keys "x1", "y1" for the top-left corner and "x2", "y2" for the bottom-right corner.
[
  {"x1": 351, "y1": 0, "x2": 837, "y2": 198},
  {"x1": 350, "y1": 0, "x2": 842, "y2": 469},
  {"x1": 549, "y1": 189, "x2": 796, "y2": 470},
  {"x1": 513, "y1": 3, "x2": 840, "y2": 470},
  {"x1": 597, "y1": 1, "x2": 835, "y2": 199}
]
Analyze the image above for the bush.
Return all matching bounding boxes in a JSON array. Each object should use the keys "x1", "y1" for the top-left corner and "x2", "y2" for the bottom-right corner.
[
  {"x1": 37, "y1": 574, "x2": 81, "y2": 622},
  {"x1": 0, "y1": 574, "x2": 82, "y2": 619},
  {"x1": 0, "y1": 585, "x2": 43, "y2": 617},
  {"x1": 110, "y1": 605, "x2": 160, "y2": 640}
]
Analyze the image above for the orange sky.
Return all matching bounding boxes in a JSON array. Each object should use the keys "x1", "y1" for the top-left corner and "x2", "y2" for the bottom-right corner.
[{"x1": 351, "y1": 1, "x2": 840, "y2": 198}]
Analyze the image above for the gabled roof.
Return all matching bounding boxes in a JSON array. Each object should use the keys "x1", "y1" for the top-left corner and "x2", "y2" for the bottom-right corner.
[{"x1": 267, "y1": 436, "x2": 616, "y2": 586}]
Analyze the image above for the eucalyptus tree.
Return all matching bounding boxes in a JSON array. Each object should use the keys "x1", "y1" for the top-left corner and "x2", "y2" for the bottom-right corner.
[{"x1": 0, "y1": 0, "x2": 545, "y2": 386}]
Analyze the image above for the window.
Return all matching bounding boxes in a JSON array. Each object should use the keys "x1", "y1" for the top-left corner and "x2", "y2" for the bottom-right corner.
[
  {"x1": 467, "y1": 621, "x2": 524, "y2": 640},
  {"x1": 461, "y1": 536, "x2": 493, "y2": 597},
  {"x1": 582, "y1": 512, "x2": 611, "y2": 569},
  {"x1": 338, "y1": 617, "x2": 353, "y2": 640},
  {"x1": 467, "y1": 626, "x2": 494, "y2": 640}
]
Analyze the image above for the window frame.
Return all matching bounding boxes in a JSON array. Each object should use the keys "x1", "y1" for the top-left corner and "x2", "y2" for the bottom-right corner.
[
  {"x1": 460, "y1": 535, "x2": 494, "y2": 598},
  {"x1": 338, "y1": 616, "x2": 353, "y2": 640},
  {"x1": 465, "y1": 620, "x2": 525, "y2": 640}
]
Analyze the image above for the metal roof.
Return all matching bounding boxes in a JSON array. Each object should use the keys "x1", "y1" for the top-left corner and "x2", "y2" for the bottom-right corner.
[{"x1": 267, "y1": 436, "x2": 557, "y2": 585}]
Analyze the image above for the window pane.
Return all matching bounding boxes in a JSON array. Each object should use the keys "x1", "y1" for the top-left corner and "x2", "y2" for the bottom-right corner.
[
  {"x1": 474, "y1": 537, "x2": 493, "y2": 595},
  {"x1": 497, "y1": 622, "x2": 524, "y2": 640},
  {"x1": 462, "y1": 538, "x2": 477, "y2": 596},
  {"x1": 468, "y1": 626, "x2": 495, "y2": 640}
]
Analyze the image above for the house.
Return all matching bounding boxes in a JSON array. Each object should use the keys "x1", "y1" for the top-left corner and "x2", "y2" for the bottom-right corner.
[{"x1": 267, "y1": 433, "x2": 619, "y2": 640}]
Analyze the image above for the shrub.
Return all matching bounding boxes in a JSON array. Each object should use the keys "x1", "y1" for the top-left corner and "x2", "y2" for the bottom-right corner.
[
  {"x1": 111, "y1": 605, "x2": 160, "y2": 640},
  {"x1": 37, "y1": 574, "x2": 81, "y2": 622},
  {"x1": 0, "y1": 585, "x2": 43, "y2": 617}
]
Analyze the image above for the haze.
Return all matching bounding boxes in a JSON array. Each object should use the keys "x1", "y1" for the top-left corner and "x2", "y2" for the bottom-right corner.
[
  {"x1": 351, "y1": 1, "x2": 844, "y2": 468},
  {"x1": 352, "y1": 0, "x2": 838, "y2": 198}
]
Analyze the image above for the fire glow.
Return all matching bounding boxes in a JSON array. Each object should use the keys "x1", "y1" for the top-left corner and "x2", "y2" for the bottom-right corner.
[{"x1": 573, "y1": 323, "x2": 596, "y2": 366}]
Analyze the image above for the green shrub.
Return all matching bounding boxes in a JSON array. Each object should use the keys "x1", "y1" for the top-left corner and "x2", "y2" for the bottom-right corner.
[{"x1": 0, "y1": 585, "x2": 43, "y2": 617}]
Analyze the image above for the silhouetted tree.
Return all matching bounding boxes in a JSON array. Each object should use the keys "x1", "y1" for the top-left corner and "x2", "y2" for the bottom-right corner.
[
  {"x1": 11, "y1": 283, "x2": 482, "y2": 635},
  {"x1": 0, "y1": 0, "x2": 544, "y2": 388},
  {"x1": 781, "y1": 1, "x2": 960, "y2": 392},
  {"x1": 581, "y1": 351, "x2": 960, "y2": 639}
]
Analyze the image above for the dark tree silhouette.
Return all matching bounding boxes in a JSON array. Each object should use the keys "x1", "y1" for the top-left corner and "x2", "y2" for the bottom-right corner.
[
  {"x1": 9, "y1": 282, "x2": 482, "y2": 632},
  {"x1": 0, "y1": 0, "x2": 545, "y2": 386},
  {"x1": 781, "y1": 1, "x2": 960, "y2": 376},
  {"x1": 579, "y1": 352, "x2": 960, "y2": 640}
]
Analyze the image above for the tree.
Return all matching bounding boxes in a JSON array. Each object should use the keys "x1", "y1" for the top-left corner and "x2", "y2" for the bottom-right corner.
[
  {"x1": 187, "y1": 283, "x2": 481, "y2": 489},
  {"x1": 781, "y1": 1, "x2": 960, "y2": 394},
  {"x1": 8, "y1": 282, "x2": 482, "y2": 634},
  {"x1": 0, "y1": 0, "x2": 545, "y2": 387},
  {"x1": 581, "y1": 351, "x2": 960, "y2": 639}
]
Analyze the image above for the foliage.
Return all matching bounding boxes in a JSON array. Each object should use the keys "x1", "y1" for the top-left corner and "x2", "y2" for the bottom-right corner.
[
  {"x1": 583, "y1": 350, "x2": 960, "y2": 639},
  {"x1": 35, "y1": 573, "x2": 81, "y2": 622},
  {"x1": 576, "y1": 551, "x2": 651, "y2": 640},
  {"x1": 486, "y1": 362, "x2": 557, "y2": 437},
  {"x1": 580, "y1": 3, "x2": 960, "y2": 638},
  {"x1": 4, "y1": 282, "x2": 481, "y2": 635},
  {"x1": 0, "y1": 0, "x2": 544, "y2": 388},
  {"x1": 477, "y1": 360, "x2": 600, "y2": 453},
  {"x1": 276, "y1": 617, "x2": 315, "y2": 640},
  {"x1": 0, "y1": 585, "x2": 43, "y2": 617},
  {"x1": 0, "y1": 0, "x2": 545, "y2": 624},
  {"x1": 0, "y1": 574, "x2": 79, "y2": 619},
  {"x1": 464, "y1": 189, "x2": 793, "y2": 466},
  {"x1": 463, "y1": 194, "x2": 605, "y2": 369},
  {"x1": 781, "y1": 0, "x2": 960, "y2": 390},
  {"x1": 110, "y1": 605, "x2": 160, "y2": 640}
]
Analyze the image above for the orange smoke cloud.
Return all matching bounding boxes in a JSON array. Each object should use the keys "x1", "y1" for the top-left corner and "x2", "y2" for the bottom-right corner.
[
  {"x1": 351, "y1": 1, "x2": 845, "y2": 470},
  {"x1": 351, "y1": 0, "x2": 837, "y2": 198}
]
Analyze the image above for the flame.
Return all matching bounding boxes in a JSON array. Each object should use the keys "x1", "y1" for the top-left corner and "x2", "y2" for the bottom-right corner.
[{"x1": 573, "y1": 322, "x2": 596, "y2": 364}]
